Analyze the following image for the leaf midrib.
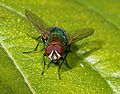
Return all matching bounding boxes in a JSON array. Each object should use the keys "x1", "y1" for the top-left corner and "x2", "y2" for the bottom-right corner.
[{"x1": 0, "y1": 3, "x2": 35, "y2": 94}]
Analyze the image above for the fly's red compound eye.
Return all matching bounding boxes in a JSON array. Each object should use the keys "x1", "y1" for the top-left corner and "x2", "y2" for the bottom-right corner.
[
  {"x1": 45, "y1": 45, "x2": 54, "y2": 55},
  {"x1": 55, "y1": 45, "x2": 64, "y2": 54},
  {"x1": 45, "y1": 45, "x2": 64, "y2": 56}
]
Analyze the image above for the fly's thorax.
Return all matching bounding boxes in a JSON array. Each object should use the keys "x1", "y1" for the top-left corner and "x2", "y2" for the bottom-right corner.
[
  {"x1": 42, "y1": 31, "x2": 50, "y2": 42},
  {"x1": 45, "y1": 42, "x2": 64, "y2": 62},
  {"x1": 46, "y1": 27, "x2": 68, "y2": 48}
]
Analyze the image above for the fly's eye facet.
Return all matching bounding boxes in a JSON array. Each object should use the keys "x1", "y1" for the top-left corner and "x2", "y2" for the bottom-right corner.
[
  {"x1": 54, "y1": 45, "x2": 64, "y2": 55},
  {"x1": 55, "y1": 45, "x2": 63, "y2": 54},
  {"x1": 46, "y1": 45, "x2": 54, "y2": 55}
]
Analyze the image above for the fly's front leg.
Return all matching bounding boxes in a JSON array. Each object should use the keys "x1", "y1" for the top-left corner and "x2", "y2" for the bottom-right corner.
[
  {"x1": 58, "y1": 46, "x2": 72, "y2": 79},
  {"x1": 47, "y1": 61, "x2": 52, "y2": 69},
  {"x1": 64, "y1": 46, "x2": 72, "y2": 69},
  {"x1": 65, "y1": 59, "x2": 72, "y2": 69},
  {"x1": 41, "y1": 54, "x2": 46, "y2": 75},
  {"x1": 58, "y1": 60, "x2": 64, "y2": 79},
  {"x1": 64, "y1": 46, "x2": 71, "y2": 58}
]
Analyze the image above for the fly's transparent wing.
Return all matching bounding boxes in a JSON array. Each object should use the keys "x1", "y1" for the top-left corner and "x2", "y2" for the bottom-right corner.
[
  {"x1": 68, "y1": 28, "x2": 94, "y2": 45},
  {"x1": 25, "y1": 10, "x2": 50, "y2": 35}
]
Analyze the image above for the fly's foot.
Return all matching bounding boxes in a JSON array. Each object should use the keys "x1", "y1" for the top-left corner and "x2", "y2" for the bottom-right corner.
[{"x1": 41, "y1": 71, "x2": 44, "y2": 75}]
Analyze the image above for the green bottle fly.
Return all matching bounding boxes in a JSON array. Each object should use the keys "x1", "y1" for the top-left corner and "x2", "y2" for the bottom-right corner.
[{"x1": 23, "y1": 10, "x2": 94, "y2": 79}]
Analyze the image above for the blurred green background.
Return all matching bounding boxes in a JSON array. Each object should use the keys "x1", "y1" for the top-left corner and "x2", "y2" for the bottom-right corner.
[{"x1": 0, "y1": 0, "x2": 120, "y2": 94}]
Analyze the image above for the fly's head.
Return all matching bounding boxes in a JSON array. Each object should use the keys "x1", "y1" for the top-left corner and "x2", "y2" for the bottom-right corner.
[{"x1": 45, "y1": 44, "x2": 64, "y2": 62}]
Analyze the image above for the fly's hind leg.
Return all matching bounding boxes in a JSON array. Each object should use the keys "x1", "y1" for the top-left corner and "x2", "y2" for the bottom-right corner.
[{"x1": 27, "y1": 34, "x2": 42, "y2": 41}]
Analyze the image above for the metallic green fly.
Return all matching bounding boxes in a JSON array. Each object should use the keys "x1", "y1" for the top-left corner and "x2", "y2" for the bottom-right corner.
[{"x1": 23, "y1": 10, "x2": 94, "y2": 79}]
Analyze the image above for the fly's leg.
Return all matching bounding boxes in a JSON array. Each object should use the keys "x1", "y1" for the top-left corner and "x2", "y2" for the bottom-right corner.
[
  {"x1": 41, "y1": 54, "x2": 46, "y2": 75},
  {"x1": 64, "y1": 46, "x2": 71, "y2": 58},
  {"x1": 63, "y1": 46, "x2": 72, "y2": 69},
  {"x1": 65, "y1": 59, "x2": 72, "y2": 69},
  {"x1": 40, "y1": 37, "x2": 46, "y2": 51},
  {"x1": 23, "y1": 35, "x2": 45, "y2": 54},
  {"x1": 27, "y1": 34, "x2": 42, "y2": 41},
  {"x1": 58, "y1": 60, "x2": 64, "y2": 79},
  {"x1": 23, "y1": 41, "x2": 40, "y2": 53},
  {"x1": 47, "y1": 61, "x2": 52, "y2": 69},
  {"x1": 57, "y1": 46, "x2": 72, "y2": 79}
]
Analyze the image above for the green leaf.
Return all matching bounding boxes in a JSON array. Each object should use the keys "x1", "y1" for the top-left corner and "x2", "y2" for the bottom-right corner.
[
  {"x1": 0, "y1": 44, "x2": 33, "y2": 94},
  {"x1": 0, "y1": 0, "x2": 119, "y2": 94}
]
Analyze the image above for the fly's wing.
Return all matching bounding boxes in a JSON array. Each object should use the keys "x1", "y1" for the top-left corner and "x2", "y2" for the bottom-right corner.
[
  {"x1": 25, "y1": 10, "x2": 50, "y2": 35},
  {"x1": 68, "y1": 28, "x2": 94, "y2": 45}
]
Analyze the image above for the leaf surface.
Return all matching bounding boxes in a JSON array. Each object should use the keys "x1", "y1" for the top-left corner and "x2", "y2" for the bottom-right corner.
[{"x1": 0, "y1": 0, "x2": 120, "y2": 93}]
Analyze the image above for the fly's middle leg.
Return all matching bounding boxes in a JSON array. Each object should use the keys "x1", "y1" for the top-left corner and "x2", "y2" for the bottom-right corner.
[
  {"x1": 23, "y1": 41, "x2": 40, "y2": 53},
  {"x1": 23, "y1": 36, "x2": 45, "y2": 54}
]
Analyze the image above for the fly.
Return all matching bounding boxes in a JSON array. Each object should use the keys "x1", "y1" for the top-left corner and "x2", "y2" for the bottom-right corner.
[{"x1": 23, "y1": 10, "x2": 94, "y2": 79}]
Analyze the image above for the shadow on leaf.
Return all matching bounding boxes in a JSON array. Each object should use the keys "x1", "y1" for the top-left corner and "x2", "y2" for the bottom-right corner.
[{"x1": 62, "y1": 40, "x2": 104, "y2": 71}]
